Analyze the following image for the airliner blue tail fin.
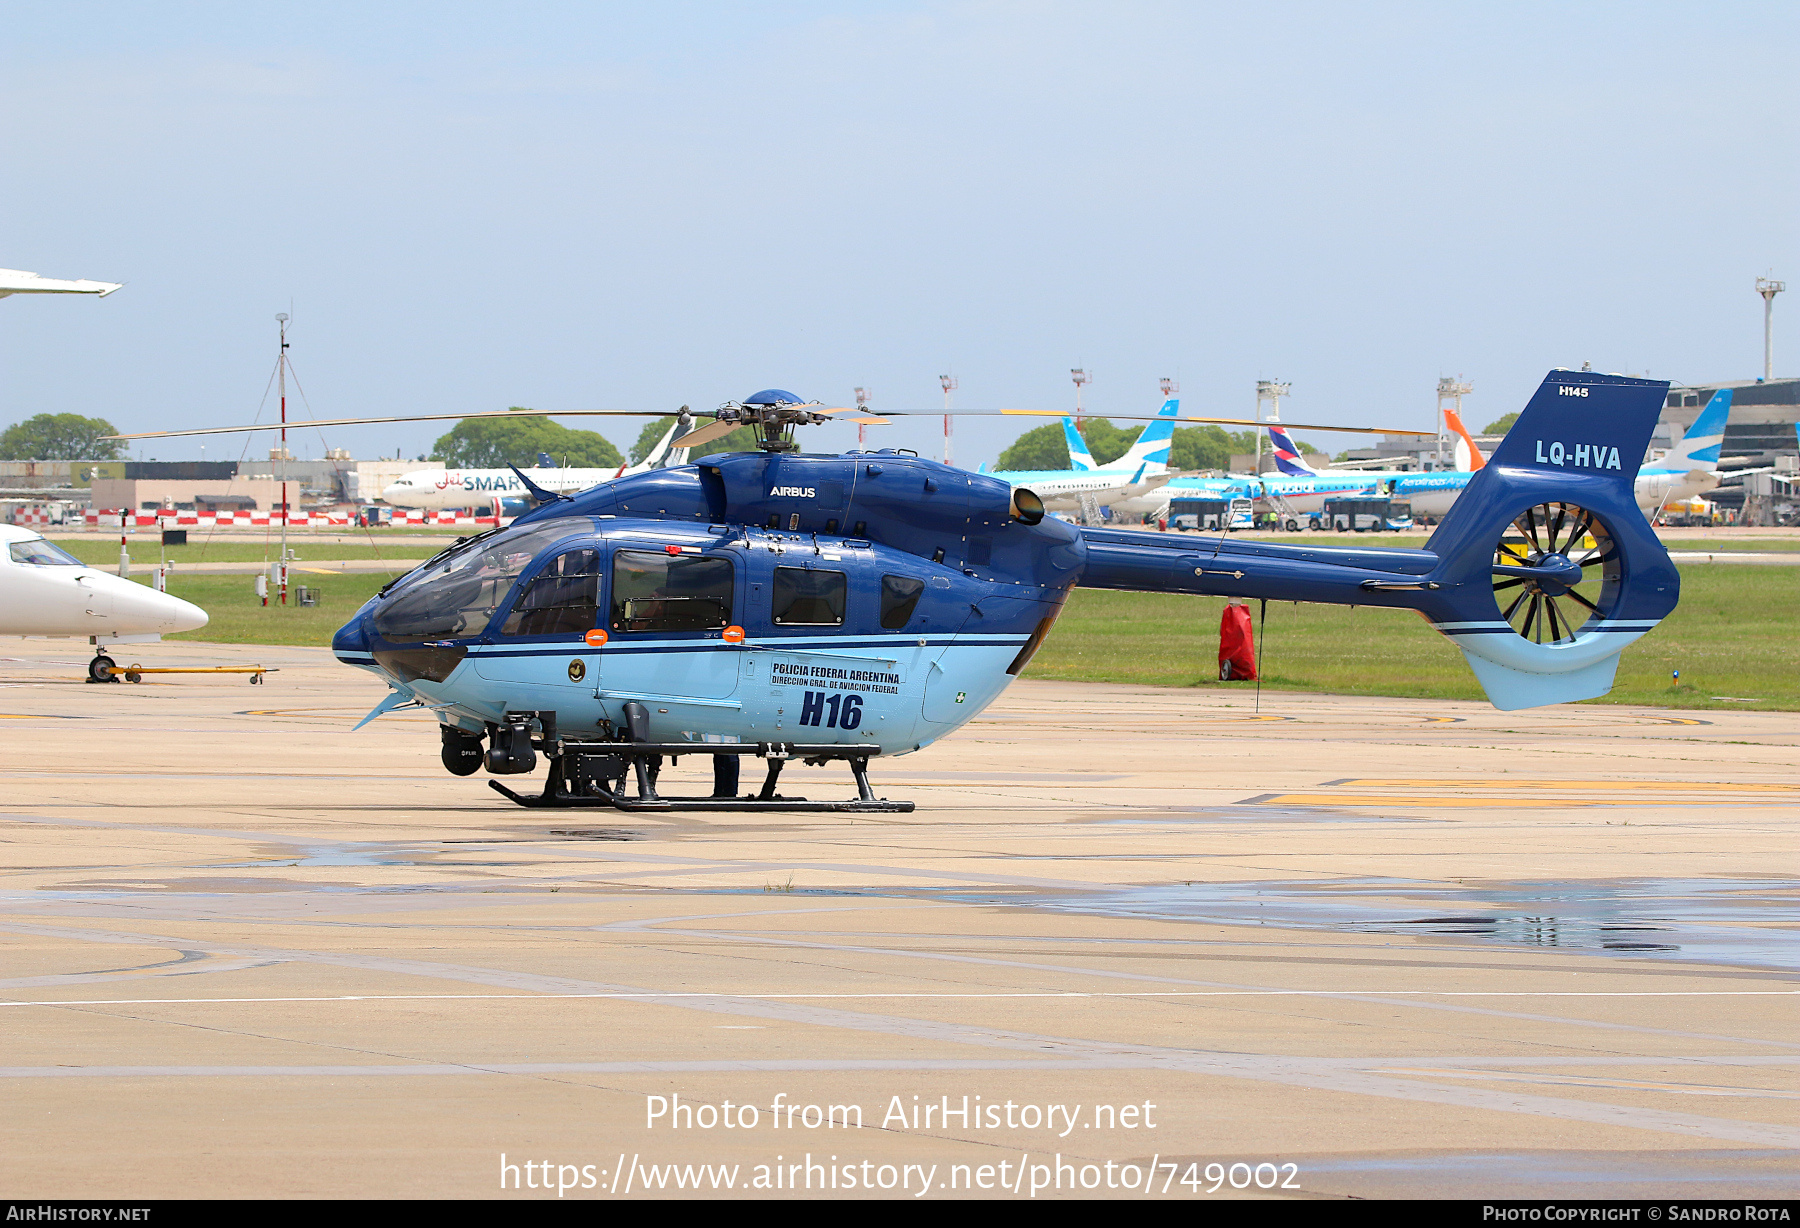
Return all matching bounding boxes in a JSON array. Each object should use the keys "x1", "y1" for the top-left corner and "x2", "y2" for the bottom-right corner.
[
  {"x1": 1107, "y1": 399, "x2": 1177, "y2": 474},
  {"x1": 1644, "y1": 389, "x2": 1730, "y2": 472},
  {"x1": 536, "y1": 452, "x2": 558, "y2": 469},
  {"x1": 1062, "y1": 418, "x2": 1096, "y2": 471}
]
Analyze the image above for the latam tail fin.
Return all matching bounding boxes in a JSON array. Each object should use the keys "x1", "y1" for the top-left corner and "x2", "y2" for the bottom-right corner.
[
  {"x1": 1105, "y1": 399, "x2": 1178, "y2": 476},
  {"x1": 1643, "y1": 389, "x2": 1731, "y2": 473},
  {"x1": 1062, "y1": 418, "x2": 1096, "y2": 471},
  {"x1": 1444, "y1": 407, "x2": 1486, "y2": 472},
  {"x1": 1266, "y1": 425, "x2": 1318, "y2": 477}
]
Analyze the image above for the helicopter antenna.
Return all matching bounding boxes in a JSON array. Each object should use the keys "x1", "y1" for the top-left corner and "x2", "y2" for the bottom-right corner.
[{"x1": 508, "y1": 464, "x2": 569, "y2": 505}]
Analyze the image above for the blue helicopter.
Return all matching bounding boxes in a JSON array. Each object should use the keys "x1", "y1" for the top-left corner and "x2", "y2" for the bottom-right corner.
[
  {"x1": 111, "y1": 371, "x2": 1679, "y2": 812},
  {"x1": 309, "y1": 370, "x2": 1679, "y2": 814}
]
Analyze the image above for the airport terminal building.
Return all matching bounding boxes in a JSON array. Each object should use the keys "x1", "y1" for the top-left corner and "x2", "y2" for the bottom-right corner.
[{"x1": 1659, "y1": 376, "x2": 1800, "y2": 465}]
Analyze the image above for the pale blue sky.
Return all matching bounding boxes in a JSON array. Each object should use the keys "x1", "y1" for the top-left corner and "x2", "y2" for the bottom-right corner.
[{"x1": 3, "y1": 2, "x2": 1795, "y2": 464}]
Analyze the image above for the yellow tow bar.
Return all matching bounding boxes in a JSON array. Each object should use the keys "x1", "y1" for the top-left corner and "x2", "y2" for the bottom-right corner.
[{"x1": 106, "y1": 664, "x2": 278, "y2": 685}]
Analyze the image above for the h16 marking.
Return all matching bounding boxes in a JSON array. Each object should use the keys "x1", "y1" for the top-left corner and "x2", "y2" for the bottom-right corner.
[{"x1": 799, "y1": 690, "x2": 863, "y2": 729}]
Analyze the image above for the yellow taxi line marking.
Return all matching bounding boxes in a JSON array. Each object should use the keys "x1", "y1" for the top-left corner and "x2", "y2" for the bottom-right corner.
[
  {"x1": 1331, "y1": 779, "x2": 1800, "y2": 793},
  {"x1": 1241, "y1": 793, "x2": 1788, "y2": 809}
]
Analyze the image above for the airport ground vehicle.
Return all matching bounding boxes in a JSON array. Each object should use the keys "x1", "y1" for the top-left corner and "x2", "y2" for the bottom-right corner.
[
  {"x1": 1314, "y1": 496, "x2": 1413, "y2": 532},
  {"x1": 1169, "y1": 496, "x2": 1253, "y2": 531}
]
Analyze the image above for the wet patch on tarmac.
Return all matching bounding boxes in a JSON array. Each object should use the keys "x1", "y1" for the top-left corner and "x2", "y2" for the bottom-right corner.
[
  {"x1": 45, "y1": 877, "x2": 365, "y2": 894},
  {"x1": 1295, "y1": 1148, "x2": 1800, "y2": 1199},
  {"x1": 1018, "y1": 877, "x2": 1800, "y2": 971},
  {"x1": 1097, "y1": 805, "x2": 1451, "y2": 824}
]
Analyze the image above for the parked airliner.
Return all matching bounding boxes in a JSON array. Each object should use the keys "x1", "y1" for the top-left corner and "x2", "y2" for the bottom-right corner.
[{"x1": 382, "y1": 417, "x2": 692, "y2": 513}]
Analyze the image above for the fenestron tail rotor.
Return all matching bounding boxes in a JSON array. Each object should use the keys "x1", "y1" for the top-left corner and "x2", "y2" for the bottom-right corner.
[{"x1": 1490, "y1": 501, "x2": 1616, "y2": 644}]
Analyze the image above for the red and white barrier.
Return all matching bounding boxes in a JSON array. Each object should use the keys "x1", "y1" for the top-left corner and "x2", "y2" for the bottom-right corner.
[{"x1": 78, "y1": 509, "x2": 488, "y2": 529}]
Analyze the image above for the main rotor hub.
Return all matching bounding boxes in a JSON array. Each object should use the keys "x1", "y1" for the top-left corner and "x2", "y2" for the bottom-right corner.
[{"x1": 714, "y1": 390, "x2": 829, "y2": 452}]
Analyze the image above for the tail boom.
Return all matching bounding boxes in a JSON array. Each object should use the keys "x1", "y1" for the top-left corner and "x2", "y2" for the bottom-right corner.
[{"x1": 1075, "y1": 371, "x2": 1680, "y2": 710}]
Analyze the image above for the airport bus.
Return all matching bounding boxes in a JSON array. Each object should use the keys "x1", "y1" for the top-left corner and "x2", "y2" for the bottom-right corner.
[
  {"x1": 1169, "y1": 496, "x2": 1253, "y2": 532},
  {"x1": 1315, "y1": 496, "x2": 1412, "y2": 533}
]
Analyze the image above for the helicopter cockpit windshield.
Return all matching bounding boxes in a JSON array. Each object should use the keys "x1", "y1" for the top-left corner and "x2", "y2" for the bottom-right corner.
[{"x1": 373, "y1": 518, "x2": 591, "y2": 644}]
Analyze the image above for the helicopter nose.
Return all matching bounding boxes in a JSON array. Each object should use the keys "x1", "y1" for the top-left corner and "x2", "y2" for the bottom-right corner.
[{"x1": 332, "y1": 610, "x2": 372, "y2": 658}]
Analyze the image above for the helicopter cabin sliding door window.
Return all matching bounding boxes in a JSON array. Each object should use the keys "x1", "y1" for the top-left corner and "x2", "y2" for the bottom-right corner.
[
  {"x1": 501, "y1": 548, "x2": 600, "y2": 636},
  {"x1": 878, "y1": 575, "x2": 925, "y2": 629},
  {"x1": 611, "y1": 549, "x2": 734, "y2": 633},
  {"x1": 771, "y1": 567, "x2": 846, "y2": 626}
]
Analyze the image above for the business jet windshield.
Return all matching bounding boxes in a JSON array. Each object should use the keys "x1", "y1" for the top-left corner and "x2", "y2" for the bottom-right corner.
[{"x1": 9, "y1": 536, "x2": 83, "y2": 566}]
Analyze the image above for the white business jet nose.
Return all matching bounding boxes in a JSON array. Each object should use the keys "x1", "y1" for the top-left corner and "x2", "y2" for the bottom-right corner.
[{"x1": 101, "y1": 574, "x2": 210, "y2": 634}]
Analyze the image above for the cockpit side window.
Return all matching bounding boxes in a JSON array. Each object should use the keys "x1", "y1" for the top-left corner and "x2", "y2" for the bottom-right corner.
[
  {"x1": 879, "y1": 574, "x2": 925, "y2": 629},
  {"x1": 772, "y1": 566, "x2": 847, "y2": 626},
  {"x1": 8, "y1": 538, "x2": 82, "y2": 566},
  {"x1": 372, "y1": 520, "x2": 584, "y2": 643},
  {"x1": 611, "y1": 549, "x2": 733, "y2": 633},
  {"x1": 501, "y1": 548, "x2": 600, "y2": 636}
]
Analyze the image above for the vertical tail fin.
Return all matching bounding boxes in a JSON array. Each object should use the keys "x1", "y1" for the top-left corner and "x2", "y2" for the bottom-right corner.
[
  {"x1": 1444, "y1": 407, "x2": 1486, "y2": 472},
  {"x1": 1266, "y1": 425, "x2": 1319, "y2": 476},
  {"x1": 1644, "y1": 389, "x2": 1731, "y2": 472},
  {"x1": 535, "y1": 451, "x2": 558, "y2": 469},
  {"x1": 1420, "y1": 371, "x2": 1678, "y2": 710},
  {"x1": 1062, "y1": 418, "x2": 1097, "y2": 471},
  {"x1": 1107, "y1": 399, "x2": 1178, "y2": 475}
]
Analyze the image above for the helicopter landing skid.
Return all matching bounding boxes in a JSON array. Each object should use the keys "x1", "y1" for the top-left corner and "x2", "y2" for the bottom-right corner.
[{"x1": 487, "y1": 742, "x2": 914, "y2": 814}]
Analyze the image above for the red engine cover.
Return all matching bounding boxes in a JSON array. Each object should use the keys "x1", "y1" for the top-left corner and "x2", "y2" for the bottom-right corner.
[{"x1": 1218, "y1": 603, "x2": 1257, "y2": 681}]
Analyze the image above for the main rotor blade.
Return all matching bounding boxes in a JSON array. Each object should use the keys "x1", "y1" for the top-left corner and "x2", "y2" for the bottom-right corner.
[
  {"x1": 671, "y1": 418, "x2": 744, "y2": 449},
  {"x1": 869, "y1": 410, "x2": 1432, "y2": 436},
  {"x1": 103, "y1": 407, "x2": 649, "y2": 441}
]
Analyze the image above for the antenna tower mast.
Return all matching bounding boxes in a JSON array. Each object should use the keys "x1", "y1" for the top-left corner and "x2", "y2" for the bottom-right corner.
[
  {"x1": 1254, "y1": 380, "x2": 1289, "y2": 475},
  {"x1": 938, "y1": 375, "x2": 957, "y2": 466},
  {"x1": 855, "y1": 386, "x2": 871, "y2": 448},
  {"x1": 275, "y1": 313, "x2": 291, "y2": 606},
  {"x1": 1436, "y1": 376, "x2": 1472, "y2": 470}
]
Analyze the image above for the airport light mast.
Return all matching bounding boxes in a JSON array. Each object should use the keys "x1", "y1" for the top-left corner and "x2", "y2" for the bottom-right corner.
[
  {"x1": 1758, "y1": 277, "x2": 1784, "y2": 380},
  {"x1": 938, "y1": 374, "x2": 957, "y2": 466},
  {"x1": 1159, "y1": 377, "x2": 1178, "y2": 399},
  {"x1": 1254, "y1": 379, "x2": 1289, "y2": 475},
  {"x1": 1436, "y1": 376, "x2": 1472, "y2": 471},
  {"x1": 855, "y1": 386, "x2": 871, "y2": 448},
  {"x1": 1071, "y1": 368, "x2": 1092, "y2": 426}
]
